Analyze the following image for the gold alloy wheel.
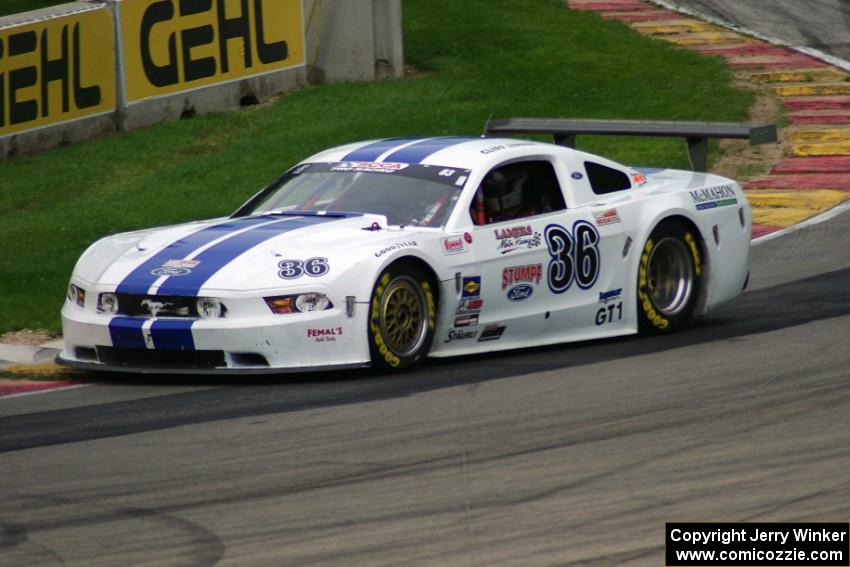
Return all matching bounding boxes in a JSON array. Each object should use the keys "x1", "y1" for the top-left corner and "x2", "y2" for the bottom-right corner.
[
  {"x1": 647, "y1": 236, "x2": 695, "y2": 317},
  {"x1": 378, "y1": 276, "x2": 429, "y2": 357}
]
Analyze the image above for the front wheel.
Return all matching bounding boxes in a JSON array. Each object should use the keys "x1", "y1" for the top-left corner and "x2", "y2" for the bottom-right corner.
[
  {"x1": 368, "y1": 264, "x2": 436, "y2": 372},
  {"x1": 637, "y1": 222, "x2": 703, "y2": 334}
]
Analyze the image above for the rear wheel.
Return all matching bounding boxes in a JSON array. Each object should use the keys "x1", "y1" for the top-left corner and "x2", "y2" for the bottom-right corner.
[
  {"x1": 368, "y1": 264, "x2": 436, "y2": 372},
  {"x1": 637, "y1": 221, "x2": 702, "y2": 334}
]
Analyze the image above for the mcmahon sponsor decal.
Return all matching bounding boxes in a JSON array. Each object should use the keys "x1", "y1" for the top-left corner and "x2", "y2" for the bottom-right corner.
[{"x1": 690, "y1": 184, "x2": 739, "y2": 211}]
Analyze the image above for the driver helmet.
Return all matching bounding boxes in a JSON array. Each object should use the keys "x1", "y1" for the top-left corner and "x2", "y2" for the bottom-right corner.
[{"x1": 482, "y1": 170, "x2": 526, "y2": 213}]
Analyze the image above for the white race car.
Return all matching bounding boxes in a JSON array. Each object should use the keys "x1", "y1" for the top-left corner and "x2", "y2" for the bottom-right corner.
[{"x1": 58, "y1": 135, "x2": 751, "y2": 374}]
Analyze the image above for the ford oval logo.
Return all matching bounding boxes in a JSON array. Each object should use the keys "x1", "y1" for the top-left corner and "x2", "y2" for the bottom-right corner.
[
  {"x1": 507, "y1": 284, "x2": 533, "y2": 302},
  {"x1": 151, "y1": 267, "x2": 191, "y2": 277}
]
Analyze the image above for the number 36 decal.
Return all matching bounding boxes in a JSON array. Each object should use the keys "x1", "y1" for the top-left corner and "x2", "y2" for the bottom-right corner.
[
  {"x1": 278, "y1": 257, "x2": 330, "y2": 279},
  {"x1": 544, "y1": 222, "x2": 600, "y2": 294}
]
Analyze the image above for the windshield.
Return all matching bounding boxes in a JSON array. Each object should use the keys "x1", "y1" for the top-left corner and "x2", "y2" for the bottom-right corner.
[{"x1": 241, "y1": 162, "x2": 471, "y2": 227}]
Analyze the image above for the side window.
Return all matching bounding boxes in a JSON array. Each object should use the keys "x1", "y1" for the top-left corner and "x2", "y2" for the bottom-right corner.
[
  {"x1": 584, "y1": 161, "x2": 632, "y2": 195},
  {"x1": 470, "y1": 161, "x2": 567, "y2": 225}
]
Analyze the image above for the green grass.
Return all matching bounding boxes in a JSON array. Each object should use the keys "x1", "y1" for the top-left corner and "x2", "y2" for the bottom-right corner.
[
  {"x1": 0, "y1": 0, "x2": 753, "y2": 334},
  {"x1": 0, "y1": 0, "x2": 63, "y2": 16}
]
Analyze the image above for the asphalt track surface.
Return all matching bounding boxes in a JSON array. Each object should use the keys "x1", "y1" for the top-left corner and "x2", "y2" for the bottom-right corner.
[
  {"x1": 662, "y1": 0, "x2": 850, "y2": 62},
  {"x1": 0, "y1": 209, "x2": 848, "y2": 567}
]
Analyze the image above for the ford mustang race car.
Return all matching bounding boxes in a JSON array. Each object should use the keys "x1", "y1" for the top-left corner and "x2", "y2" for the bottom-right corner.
[{"x1": 58, "y1": 134, "x2": 751, "y2": 374}]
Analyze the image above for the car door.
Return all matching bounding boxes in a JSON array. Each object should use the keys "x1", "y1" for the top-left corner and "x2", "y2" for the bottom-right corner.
[{"x1": 452, "y1": 158, "x2": 596, "y2": 344}]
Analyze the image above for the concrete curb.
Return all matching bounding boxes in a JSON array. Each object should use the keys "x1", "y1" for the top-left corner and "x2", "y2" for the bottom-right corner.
[{"x1": 0, "y1": 340, "x2": 63, "y2": 370}]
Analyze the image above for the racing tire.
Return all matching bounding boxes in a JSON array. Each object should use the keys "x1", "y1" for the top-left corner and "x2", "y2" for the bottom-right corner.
[
  {"x1": 637, "y1": 221, "x2": 703, "y2": 334},
  {"x1": 368, "y1": 264, "x2": 437, "y2": 372}
]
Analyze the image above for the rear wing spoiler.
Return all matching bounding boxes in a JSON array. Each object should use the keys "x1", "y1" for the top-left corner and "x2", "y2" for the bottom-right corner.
[{"x1": 485, "y1": 117, "x2": 778, "y2": 172}]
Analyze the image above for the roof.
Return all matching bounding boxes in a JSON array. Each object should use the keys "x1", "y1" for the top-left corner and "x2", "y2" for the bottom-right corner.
[{"x1": 304, "y1": 136, "x2": 564, "y2": 171}]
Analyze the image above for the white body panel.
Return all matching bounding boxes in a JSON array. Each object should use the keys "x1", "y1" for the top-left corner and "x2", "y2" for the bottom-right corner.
[{"x1": 59, "y1": 137, "x2": 751, "y2": 374}]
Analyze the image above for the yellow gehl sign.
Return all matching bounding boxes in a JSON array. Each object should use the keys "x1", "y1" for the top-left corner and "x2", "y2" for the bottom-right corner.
[
  {"x1": 120, "y1": 0, "x2": 306, "y2": 102},
  {"x1": 0, "y1": 9, "x2": 116, "y2": 137}
]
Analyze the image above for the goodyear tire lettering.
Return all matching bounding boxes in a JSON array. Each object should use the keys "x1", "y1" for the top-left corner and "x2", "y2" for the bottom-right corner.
[
  {"x1": 637, "y1": 223, "x2": 701, "y2": 334},
  {"x1": 638, "y1": 238, "x2": 671, "y2": 330},
  {"x1": 369, "y1": 267, "x2": 433, "y2": 371},
  {"x1": 684, "y1": 232, "x2": 702, "y2": 276}
]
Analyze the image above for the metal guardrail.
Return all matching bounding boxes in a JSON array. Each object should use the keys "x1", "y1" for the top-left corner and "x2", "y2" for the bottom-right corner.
[{"x1": 485, "y1": 117, "x2": 778, "y2": 172}]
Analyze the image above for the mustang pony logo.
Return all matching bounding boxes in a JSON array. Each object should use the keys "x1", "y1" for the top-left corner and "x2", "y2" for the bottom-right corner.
[{"x1": 141, "y1": 299, "x2": 169, "y2": 317}]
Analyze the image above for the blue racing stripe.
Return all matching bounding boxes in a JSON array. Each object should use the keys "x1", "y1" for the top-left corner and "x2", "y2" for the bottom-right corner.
[
  {"x1": 154, "y1": 215, "x2": 343, "y2": 296},
  {"x1": 341, "y1": 138, "x2": 420, "y2": 162},
  {"x1": 382, "y1": 137, "x2": 476, "y2": 164},
  {"x1": 116, "y1": 216, "x2": 278, "y2": 295},
  {"x1": 109, "y1": 317, "x2": 147, "y2": 350},
  {"x1": 150, "y1": 320, "x2": 196, "y2": 351}
]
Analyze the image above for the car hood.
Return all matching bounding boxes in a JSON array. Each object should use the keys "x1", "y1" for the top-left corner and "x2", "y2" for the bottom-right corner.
[{"x1": 79, "y1": 213, "x2": 429, "y2": 295}]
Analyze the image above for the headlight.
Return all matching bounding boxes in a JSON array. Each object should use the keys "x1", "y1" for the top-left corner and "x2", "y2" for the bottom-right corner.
[
  {"x1": 265, "y1": 293, "x2": 334, "y2": 314},
  {"x1": 197, "y1": 298, "x2": 226, "y2": 319},
  {"x1": 295, "y1": 293, "x2": 332, "y2": 312},
  {"x1": 68, "y1": 284, "x2": 86, "y2": 307},
  {"x1": 98, "y1": 292, "x2": 119, "y2": 314}
]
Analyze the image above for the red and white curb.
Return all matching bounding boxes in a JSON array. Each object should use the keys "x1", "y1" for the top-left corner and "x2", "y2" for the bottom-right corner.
[{"x1": 0, "y1": 340, "x2": 82, "y2": 399}]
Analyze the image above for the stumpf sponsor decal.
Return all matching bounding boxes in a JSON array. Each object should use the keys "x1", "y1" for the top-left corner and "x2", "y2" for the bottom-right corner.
[
  {"x1": 502, "y1": 264, "x2": 543, "y2": 289},
  {"x1": 507, "y1": 285, "x2": 533, "y2": 302},
  {"x1": 690, "y1": 184, "x2": 738, "y2": 211},
  {"x1": 494, "y1": 225, "x2": 542, "y2": 254}
]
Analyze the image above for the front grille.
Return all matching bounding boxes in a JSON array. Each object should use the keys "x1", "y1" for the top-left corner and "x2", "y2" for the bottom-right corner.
[
  {"x1": 97, "y1": 347, "x2": 226, "y2": 369},
  {"x1": 116, "y1": 294, "x2": 198, "y2": 317}
]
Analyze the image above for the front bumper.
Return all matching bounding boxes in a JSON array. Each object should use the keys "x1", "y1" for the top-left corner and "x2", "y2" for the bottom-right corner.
[
  {"x1": 55, "y1": 352, "x2": 369, "y2": 375},
  {"x1": 58, "y1": 303, "x2": 371, "y2": 374}
]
